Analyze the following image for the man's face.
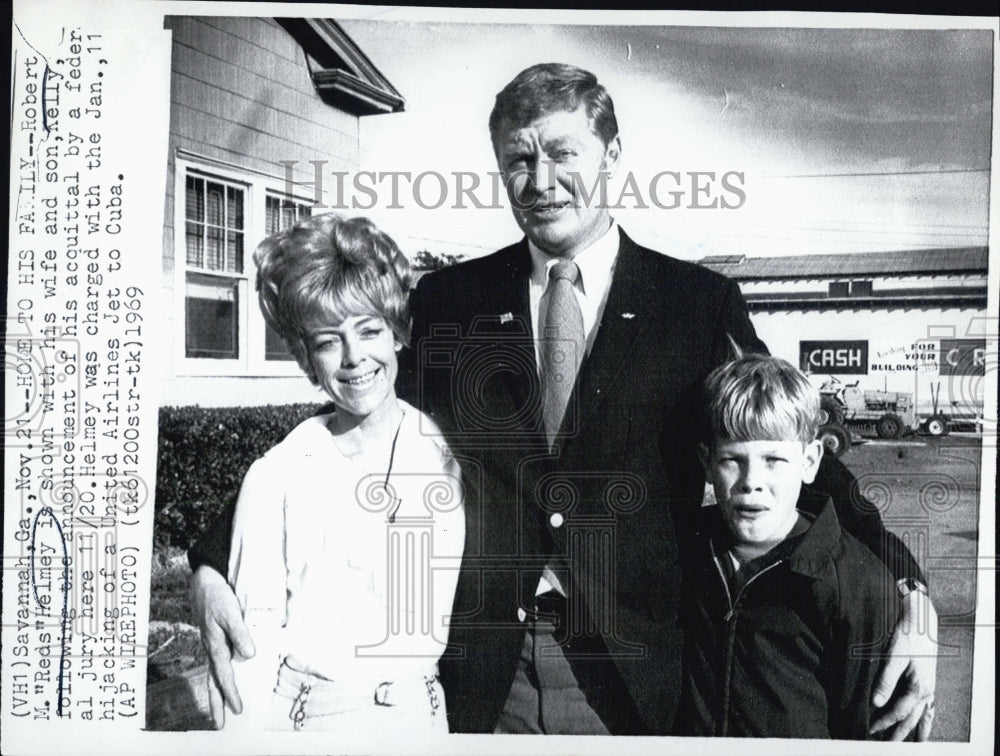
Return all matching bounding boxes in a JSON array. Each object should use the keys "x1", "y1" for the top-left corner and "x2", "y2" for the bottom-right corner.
[
  {"x1": 495, "y1": 107, "x2": 621, "y2": 259},
  {"x1": 699, "y1": 438, "x2": 823, "y2": 547}
]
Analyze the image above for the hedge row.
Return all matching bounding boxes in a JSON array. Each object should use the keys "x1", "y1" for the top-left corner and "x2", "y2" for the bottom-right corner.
[{"x1": 155, "y1": 403, "x2": 324, "y2": 548}]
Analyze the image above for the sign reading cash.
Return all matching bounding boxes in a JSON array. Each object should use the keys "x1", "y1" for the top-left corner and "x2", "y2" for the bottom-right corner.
[{"x1": 800, "y1": 340, "x2": 869, "y2": 375}]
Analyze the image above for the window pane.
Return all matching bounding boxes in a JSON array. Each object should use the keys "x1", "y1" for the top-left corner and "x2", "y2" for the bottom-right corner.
[
  {"x1": 185, "y1": 175, "x2": 245, "y2": 273},
  {"x1": 185, "y1": 176, "x2": 204, "y2": 221},
  {"x1": 228, "y1": 185, "x2": 244, "y2": 227},
  {"x1": 207, "y1": 227, "x2": 224, "y2": 271},
  {"x1": 185, "y1": 274, "x2": 239, "y2": 359},
  {"x1": 206, "y1": 181, "x2": 224, "y2": 226},
  {"x1": 185, "y1": 221, "x2": 203, "y2": 267},
  {"x1": 265, "y1": 195, "x2": 312, "y2": 234},
  {"x1": 265, "y1": 323, "x2": 296, "y2": 361},
  {"x1": 183, "y1": 171, "x2": 247, "y2": 361},
  {"x1": 850, "y1": 280, "x2": 873, "y2": 297},
  {"x1": 265, "y1": 196, "x2": 280, "y2": 235},
  {"x1": 263, "y1": 195, "x2": 312, "y2": 360},
  {"x1": 226, "y1": 231, "x2": 244, "y2": 273}
]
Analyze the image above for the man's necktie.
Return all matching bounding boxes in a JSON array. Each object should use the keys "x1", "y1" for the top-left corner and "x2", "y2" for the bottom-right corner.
[{"x1": 541, "y1": 260, "x2": 585, "y2": 448}]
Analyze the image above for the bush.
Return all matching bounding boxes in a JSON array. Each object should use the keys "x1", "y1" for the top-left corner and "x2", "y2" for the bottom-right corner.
[{"x1": 155, "y1": 403, "x2": 325, "y2": 548}]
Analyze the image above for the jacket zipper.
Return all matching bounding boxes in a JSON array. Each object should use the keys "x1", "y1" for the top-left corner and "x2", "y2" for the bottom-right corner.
[
  {"x1": 720, "y1": 558, "x2": 785, "y2": 621},
  {"x1": 711, "y1": 555, "x2": 785, "y2": 736}
]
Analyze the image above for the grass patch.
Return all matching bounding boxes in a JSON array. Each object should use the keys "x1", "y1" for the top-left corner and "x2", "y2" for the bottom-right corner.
[{"x1": 148, "y1": 545, "x2": 205, "y2": 684}]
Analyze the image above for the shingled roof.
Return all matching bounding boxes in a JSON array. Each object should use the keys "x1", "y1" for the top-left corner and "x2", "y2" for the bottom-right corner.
[{"x1": 699, "y1": 247, "x2": 988, "y2": 281}]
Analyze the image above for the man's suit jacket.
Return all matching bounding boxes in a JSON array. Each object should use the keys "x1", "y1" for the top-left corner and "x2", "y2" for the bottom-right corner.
[{"x1": 405, "y1": 228, "x2": 767, "y2": 734}]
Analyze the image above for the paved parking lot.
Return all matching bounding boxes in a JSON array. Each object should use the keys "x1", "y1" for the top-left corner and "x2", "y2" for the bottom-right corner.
[{"x1": 839, "y1": 434, "x2": 987, "y2": 742}]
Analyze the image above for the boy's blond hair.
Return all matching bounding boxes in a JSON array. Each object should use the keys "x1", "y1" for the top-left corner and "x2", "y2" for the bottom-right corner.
[{"x1": 701, "y1": 354, "x2": 820, "y2": 448}]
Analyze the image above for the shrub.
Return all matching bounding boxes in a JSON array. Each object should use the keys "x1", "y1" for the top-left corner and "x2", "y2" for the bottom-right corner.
[{"x1": 154, "y1": 403, "x2": 325, "y2": 548}]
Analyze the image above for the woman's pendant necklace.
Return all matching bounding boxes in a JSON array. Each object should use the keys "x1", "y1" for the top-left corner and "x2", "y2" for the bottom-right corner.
[{"x1": 384, "y1": 412, "x2": 405, "y2": 523}]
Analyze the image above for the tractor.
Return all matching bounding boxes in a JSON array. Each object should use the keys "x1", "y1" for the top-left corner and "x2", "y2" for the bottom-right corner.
[{"x1": 815, "y1": 377, "x2": 953, "y2": 457}]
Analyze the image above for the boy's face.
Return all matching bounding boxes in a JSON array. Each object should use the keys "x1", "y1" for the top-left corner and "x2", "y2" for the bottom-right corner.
[{"x1": 699, "y1": 437, "x2": 824, "y2": 547}]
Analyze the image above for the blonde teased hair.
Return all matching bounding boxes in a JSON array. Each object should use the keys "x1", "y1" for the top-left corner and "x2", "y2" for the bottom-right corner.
[{"x1": 253, "y1": 213, "x2": 412, "y2": 384}]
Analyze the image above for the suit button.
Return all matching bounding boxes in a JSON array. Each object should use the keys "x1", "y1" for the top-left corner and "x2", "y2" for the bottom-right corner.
[{"x1": 549, "y1": 513, "x2": 564, "y2": 528}]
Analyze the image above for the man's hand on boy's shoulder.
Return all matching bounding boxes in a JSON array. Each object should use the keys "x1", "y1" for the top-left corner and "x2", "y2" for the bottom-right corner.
[{"x1": 869, "y1": 589, "x2": 938, "y2": 741}]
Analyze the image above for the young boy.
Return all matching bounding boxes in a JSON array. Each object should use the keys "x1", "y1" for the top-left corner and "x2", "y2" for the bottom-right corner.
[{"x1": 679, "y1": 354, "x2": 899, "y2": 739}]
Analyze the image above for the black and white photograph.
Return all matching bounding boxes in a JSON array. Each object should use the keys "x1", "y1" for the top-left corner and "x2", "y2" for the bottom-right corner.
[{"x1": 4, "y1": 3, "x2": 997, "y2": 755}]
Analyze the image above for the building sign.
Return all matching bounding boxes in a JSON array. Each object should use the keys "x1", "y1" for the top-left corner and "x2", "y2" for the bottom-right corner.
[
  {"x1": 940, "y1": 339, "x2": 987, "y2": 376},
  {"x1": 870, "y1": 342, "x2": 939, "y2": 372},
  {"x1": 800, "y1": 340, "x2": 869, "y2": 375}
]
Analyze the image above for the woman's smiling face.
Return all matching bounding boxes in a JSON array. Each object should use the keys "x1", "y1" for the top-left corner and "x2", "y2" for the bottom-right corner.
[{"x1": 305, "y1": 313, "x2": 401, "y2": 424}]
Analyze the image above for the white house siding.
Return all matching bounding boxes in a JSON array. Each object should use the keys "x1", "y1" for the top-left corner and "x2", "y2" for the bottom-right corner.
[{"x1": 159, "y1": 16, "x2": 361, "y2": 407}]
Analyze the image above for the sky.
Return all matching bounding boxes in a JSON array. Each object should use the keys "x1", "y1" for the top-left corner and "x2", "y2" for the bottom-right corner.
[{"x1": 335, "y1": 18, "x2": 993, "y2": 262}]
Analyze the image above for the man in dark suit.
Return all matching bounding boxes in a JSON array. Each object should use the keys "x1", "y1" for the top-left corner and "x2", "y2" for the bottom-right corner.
[{"x1": 189, "y1": 63, "x2": 937, "y2": 738}]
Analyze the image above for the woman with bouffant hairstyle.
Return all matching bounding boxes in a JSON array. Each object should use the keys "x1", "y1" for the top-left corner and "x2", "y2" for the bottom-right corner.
[
  {"x1": 224, "y1": 213, "x2": 464, "y2": 734},
  {"x1": 254, "y1": 214, "x2": 412, "y2": 380}
]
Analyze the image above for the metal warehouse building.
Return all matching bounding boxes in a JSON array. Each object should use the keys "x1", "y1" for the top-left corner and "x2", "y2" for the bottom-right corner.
[{"x1": 700, "y1": 247, "x2": 990, "y2": 429}]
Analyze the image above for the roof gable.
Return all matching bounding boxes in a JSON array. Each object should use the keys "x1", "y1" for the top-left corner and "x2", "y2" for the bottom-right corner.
[{"x1": 276, "y1": 18, "x2": 404, "y2": 116}]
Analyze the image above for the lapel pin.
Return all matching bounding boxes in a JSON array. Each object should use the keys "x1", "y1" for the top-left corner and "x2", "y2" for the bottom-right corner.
[
  {"x1": 500, "y1": 312, "x2": 514, "y2": 324},
  {"x1": 621, "y1": 312, "x2": 636, "y2": 319}
]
